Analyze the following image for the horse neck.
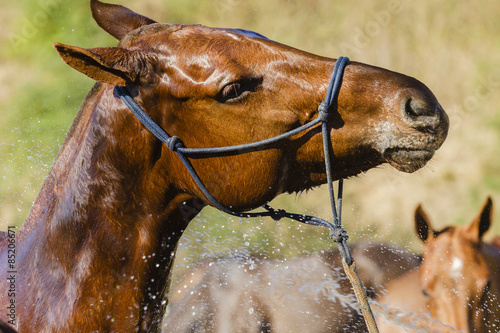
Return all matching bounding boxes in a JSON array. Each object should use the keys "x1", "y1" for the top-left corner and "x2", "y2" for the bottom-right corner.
[{"x1": 17, "y1": 83, "x2": 200, "y2": 330}]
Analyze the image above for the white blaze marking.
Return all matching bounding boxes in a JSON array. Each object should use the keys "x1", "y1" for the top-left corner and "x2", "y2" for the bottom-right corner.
[{"x1": 450, "y1": 256, "x2": 464, "y2": 280}]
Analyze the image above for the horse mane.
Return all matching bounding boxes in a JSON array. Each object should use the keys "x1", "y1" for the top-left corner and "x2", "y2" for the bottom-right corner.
[{"x1": 55, "y1": 82, "x2": 105, "y2": 161}]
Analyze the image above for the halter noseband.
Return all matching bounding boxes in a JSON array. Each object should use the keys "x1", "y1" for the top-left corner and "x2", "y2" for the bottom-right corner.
[{"x1": 114, "y1": 57, "x2": 352, "y2": 264}]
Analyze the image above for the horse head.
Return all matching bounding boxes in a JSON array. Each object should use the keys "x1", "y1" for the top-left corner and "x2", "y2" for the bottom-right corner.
[
  {"x1": 54, "y1": 0, "x2": 448, "y2": 211},
  {"x1": 415, "y1": 197, "x2": 495, "y2": 332}
]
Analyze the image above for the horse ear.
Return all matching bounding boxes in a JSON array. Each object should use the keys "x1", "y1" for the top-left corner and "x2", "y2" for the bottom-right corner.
[
  {"x1": 90, "y1": 0, "x2": 156, "y2": 40},
  {"x1": 54, "y1": 43, "x2": 149, "y2": 86},
  {"x1": 468, "y1": 197, "x2": 493, "y2": 241},
  {"x1": 415, "y1": 204, "x2": 434, "y2": 242}
]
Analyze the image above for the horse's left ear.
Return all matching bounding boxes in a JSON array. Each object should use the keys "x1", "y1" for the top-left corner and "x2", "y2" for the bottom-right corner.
[
  {"x1": 415, "y1": 204, "x2": 434, "y2": 242},
  {"x1": 54, "y1": 43, "x2": 156, "y2": 86},
  {"x1": 469, "y1": 196, "x2": 493, "y2": 241},
  {"x1": 90, "y1": 0, "x2": 156, "y2": 40}
]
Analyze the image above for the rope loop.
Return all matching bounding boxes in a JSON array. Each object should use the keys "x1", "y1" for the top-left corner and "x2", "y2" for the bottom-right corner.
[
  {"x1": 329, "y1": 227, "x2": 349, "y2": 243},
  {"x1": 166, "y1": 136, "x2": 184, "y2": 151}
]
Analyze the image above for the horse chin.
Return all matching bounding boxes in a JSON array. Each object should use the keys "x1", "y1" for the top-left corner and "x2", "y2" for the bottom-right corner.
[{"x1": 383, "y1": 148, "x2": 435, "y2": 173}]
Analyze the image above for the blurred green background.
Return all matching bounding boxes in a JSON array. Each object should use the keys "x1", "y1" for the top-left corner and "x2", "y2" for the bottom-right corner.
[{"x1": 1, "y1": 0, "x2": 500, "y2": 283}]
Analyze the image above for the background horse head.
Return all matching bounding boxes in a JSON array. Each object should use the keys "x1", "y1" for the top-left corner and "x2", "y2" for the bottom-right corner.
[
  {"x1": 0, "y1": 0, "x2": 448, "y2": 331},
  {"x1": 377, "y1": 197, "x2": 500, "y2": 333},
  {"x1": 417, "y1": 197, "x2": 500, "y2": 332}
]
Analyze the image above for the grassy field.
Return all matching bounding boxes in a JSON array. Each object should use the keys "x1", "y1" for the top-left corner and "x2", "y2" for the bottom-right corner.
[{"x1": 1, "y1": 0, "x2": 500, "y2": 282}]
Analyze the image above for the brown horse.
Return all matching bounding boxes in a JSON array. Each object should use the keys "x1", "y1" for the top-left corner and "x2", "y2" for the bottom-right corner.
[
  {"x1": 377, "y1": 198, "x2": 500, "y2": 332},
  {"x1": 163, "y1": 242, "x2": 420, "y2": 332},
  {"x1": 0, "y1": 0, "x2": 448, "y2": 331}
]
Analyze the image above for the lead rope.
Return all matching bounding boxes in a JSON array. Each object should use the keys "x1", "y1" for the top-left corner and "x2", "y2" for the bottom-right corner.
[
  {"x1": 320, "y1": 58, "x2": 379, "y2": 333},
  {"x1": 115, "y1": 56, "x2": 378, "y2": 332}
]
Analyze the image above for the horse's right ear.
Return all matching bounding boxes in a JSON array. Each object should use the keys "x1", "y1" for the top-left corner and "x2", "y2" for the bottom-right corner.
[
  {"x1": 90, "y1": 0, "x2": 156, "y2": 40},
  {"x1": 468, "y1": 196, "x2": 493, "y2": 241},
  {"x1": 415, "y1": 204, "x2": 434, "y2": 242},
  {"x1": 53, "y1": 43, "x2": 154, "y2": 86}
]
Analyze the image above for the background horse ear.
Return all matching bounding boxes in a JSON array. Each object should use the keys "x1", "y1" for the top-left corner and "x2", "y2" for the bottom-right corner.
[
  {"x1": 468, "y1": 196, "x2": 493, "y2": 241},
  {"x1": 415, "y1": 204, "x2": 434, "y2": 242},
  {"x1": 90, "y1": 0, "x2": 156, "y2": 40},
  {"x1": 53, "y1": 43, "x2": 153, "y2": 86}
]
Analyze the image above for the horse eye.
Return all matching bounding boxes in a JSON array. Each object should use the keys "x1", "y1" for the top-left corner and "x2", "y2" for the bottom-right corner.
[
  {"x1": 217, "y1": 77, "x2": 261, "y2": 103},
  {"x1": 220, "y1": 82, "x2": 242, "y2": 101}
]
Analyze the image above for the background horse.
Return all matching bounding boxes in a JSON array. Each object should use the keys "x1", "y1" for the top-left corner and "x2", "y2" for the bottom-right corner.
[
  {"x1": 0, "y1": 0, "x2": 448, "y2": 331},
  {"x1": 163, "y1": 242, "x2": 420, "y2": 332},
  {"x1": 376, "y1": 197, "x2": 500, "y2": 332}
]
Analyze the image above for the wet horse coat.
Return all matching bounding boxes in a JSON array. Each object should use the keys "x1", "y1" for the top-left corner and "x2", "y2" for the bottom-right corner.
[
  {"x1": 377, "y1": 198, "x2": 500, "y2": 332},
  {"x1": 0, "y1": 0, "x2": 448, "y2": 332}
]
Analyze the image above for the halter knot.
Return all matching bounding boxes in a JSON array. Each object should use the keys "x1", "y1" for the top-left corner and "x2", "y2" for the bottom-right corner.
[
  {"x1": 317, "y1": 101, "x2": 330, "y2": 121},
  {"x1": 329, "y1": 227, "x2": 349, "y2": 243},
  {"x1": 166, "y1": 136, "x2": 184, "y2": 151},
  {"x1": 268, "y1": 208, "x2": 287, "y2": 221}
]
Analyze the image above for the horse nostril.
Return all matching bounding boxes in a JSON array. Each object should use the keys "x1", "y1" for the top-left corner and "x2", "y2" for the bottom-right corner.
[
  {"x1": 404, "y1": 97, "x2": 436, "y2": 118},
  {"x1": 401, "y1": 96, "x2": 443, "y2": 133}
]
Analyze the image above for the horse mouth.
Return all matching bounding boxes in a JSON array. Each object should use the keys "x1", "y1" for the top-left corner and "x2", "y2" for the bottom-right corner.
[{"x1": 383, "y1": 148, "x2": 435, "y2": 173}]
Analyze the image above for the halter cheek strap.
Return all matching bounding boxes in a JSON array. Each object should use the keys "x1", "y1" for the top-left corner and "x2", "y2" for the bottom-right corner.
[{"x1": 114, "y1": 57, "x2": 351, "y2": 264}]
